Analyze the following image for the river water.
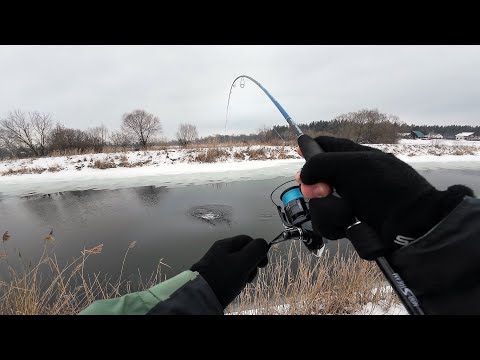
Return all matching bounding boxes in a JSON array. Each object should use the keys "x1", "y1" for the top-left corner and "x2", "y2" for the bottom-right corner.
[{"x1": 0, "y1": 162, "x2": 479, "y2": 281}]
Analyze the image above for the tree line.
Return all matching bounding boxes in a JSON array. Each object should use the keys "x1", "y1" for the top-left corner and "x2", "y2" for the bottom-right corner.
[
  {"x1": 199, "y1": 109, "x2": 402, "y2": 145},
  {"x1": 197, "y1": 109, "x2": 480, "y2": 145},
  {"x1": 0, "y1": 109, "x2": 163, "y2": 158},
  {"x1": 2, "y1": 107, "x2": 478, "y2": 159}
]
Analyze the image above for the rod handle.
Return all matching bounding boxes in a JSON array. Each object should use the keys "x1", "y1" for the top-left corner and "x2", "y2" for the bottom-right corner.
[{"x1": 297, "y1": 134, "x2": 323, "y2": 161}]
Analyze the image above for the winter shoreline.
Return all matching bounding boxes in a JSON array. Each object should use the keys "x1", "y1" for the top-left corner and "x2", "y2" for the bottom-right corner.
[{"x1": 1, "y1": 140, "x2": 479, "y2": 198}]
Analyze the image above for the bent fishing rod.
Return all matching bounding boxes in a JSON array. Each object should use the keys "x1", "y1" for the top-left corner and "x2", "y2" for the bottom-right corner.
[{"x1": 226, "y1": 75, "x2": 424, "y2": 315}]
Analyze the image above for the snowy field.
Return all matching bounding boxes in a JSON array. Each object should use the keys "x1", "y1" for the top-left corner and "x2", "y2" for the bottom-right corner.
[{"x1": 1, "y1": 140, "x2": 479, "y2": 197}]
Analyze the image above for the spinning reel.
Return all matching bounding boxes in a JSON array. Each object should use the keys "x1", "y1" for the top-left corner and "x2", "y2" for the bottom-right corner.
[{"x1": 270, "y1": 181, "x2": 327, "y2": 257}]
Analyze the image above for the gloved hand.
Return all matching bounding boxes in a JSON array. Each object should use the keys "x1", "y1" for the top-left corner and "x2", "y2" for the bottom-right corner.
[
  {"x1": 297, "y1": 136, "x2": 474, "y2": 257},
  {"x1": 191, "y1": 235, "x2": 268, "y2": 309}
]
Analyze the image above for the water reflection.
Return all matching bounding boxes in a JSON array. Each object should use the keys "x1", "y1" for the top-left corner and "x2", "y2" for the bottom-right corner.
[
  {"x1": 207, "y1": 182, "x2": 230, "y2": 190},
  {"x1": 133, "y1": 186, "x2": 168, "y2": 207}
]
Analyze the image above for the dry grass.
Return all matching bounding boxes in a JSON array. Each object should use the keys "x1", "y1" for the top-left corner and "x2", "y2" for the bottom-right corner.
[
  {"x1": 426, "y1": 145, "x2": 477, "y2": 156},
  {"x1": 90, "y1": 159, "x2": 117, "y2": 169},
  {"x1": 226, "y1": 243, "x2": 399, "y2": 315},
  {"x1": 195, "y1": 148, "x2": 229, "y2": 163},
  {"x1": 118, "y1": 159, "x2": 152, "y2": 168},
  {"x1": 0, "y1": 239, "x2": 400, "y2": 315},
  {"x1": 233, "y1": 151, "x2": 245, "y2": 160},
  {"x1": 1, "y1": 164, "x2": 64, "y2": 176},
  {"x1": 452, "y1": 146, "x2": 477, "y2": 155},
  {"x1": 276, "y1": 147, "x2": 297, "y2": 159},
  {"x1": 1, "y1": 167, "x2": 47, "y2": 176},
  {"x1": 119, "y1": 154, "x2": 128, "y2": 164},
  {"x1": 49, "y1": 146, "x2": 129, "y2": 157},
  {"x1": 0, "y1": 242, "x2": 168, "y2": 315},
  {"x1": 245, "y1": 147, "x2": 269, "y2": 160},
  {"x1": 47, "y1": 164, "x2": 64, "y2": 173}
]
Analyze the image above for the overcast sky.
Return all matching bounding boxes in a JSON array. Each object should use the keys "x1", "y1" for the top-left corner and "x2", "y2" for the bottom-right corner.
[{"x1": 1, "y1": 45, "x2": 479, "y2": 139}]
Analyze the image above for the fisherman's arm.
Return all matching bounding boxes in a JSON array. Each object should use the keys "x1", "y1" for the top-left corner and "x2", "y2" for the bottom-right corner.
[
  {"x1": 79, "y1": 235, "x2": 268, "y2": 315},
  {"x1": 297, "y1": 136, "x2": 479, "y2": 314}
]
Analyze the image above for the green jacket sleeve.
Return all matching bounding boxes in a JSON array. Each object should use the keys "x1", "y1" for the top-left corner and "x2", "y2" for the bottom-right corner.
[{"x1": 79, "y1": 270, "x2": 223, "y2": 315}]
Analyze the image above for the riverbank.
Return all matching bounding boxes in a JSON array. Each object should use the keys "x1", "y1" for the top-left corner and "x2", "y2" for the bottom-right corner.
[
  {"x1": 2, "y1": 140, "x2": 480, "y2": 177},
  {"x1": 1, "y1": 140, "x2": 480, "y2": 198}
]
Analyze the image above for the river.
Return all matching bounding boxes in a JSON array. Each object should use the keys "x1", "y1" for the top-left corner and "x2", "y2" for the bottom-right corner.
[{"x1": 1, "y1": 162, "x2": 479, "y2": 282}]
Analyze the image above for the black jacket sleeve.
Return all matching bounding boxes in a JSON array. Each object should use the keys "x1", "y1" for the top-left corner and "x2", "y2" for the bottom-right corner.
[{"x1": 388, "y1": 196, "x2": 480, "y2": 315}]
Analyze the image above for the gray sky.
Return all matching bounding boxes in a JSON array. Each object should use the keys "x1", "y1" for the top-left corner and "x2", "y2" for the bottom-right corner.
[{"x1": 1, "y1": 45, "x2": 479, "y2": 139}]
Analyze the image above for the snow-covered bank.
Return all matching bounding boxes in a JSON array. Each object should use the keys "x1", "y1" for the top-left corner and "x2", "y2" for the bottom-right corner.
[
  {"x1": 1, "y1": 142, "x2": 479, "y2": 198},
  {"x1": 373, "y1": 139, "x2": 480, "y2": 156}
]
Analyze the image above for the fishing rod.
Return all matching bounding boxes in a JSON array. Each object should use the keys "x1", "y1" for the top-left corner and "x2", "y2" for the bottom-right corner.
[{"x1": 226, "y1": 75, "x2": 424, "y2": 315}]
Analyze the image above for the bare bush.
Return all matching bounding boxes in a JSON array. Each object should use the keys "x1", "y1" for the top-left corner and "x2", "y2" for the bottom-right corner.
[
  {"x1": 110, "y1": 130, "x2": 132, "y2": 151},
  {"x1": 87, "y1": 125, "x2": 109, "y2": 153},
  {"x1": 30, "y1": 112, "x2": 53, "y2": 156},
  {"x1": 48, "y1": 124, "x2": 91, "y2": 154},
  {"x1": 176, "y1": 123, "x2": 198, "y2": 146}
]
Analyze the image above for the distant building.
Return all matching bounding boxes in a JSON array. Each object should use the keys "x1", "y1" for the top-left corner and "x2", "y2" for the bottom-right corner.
[
  {"x1": 455, "y1": 132, "x2": 475, "y2": 140},
  {"x1": 410, "y1": 130, "x2": 426, "y2": 139},
  {"x1": 398, "y1": 132, "x2": 411, "y2": 139},
  {"x1": 427, "y1": 131, "x2": 443, "y2": 139}
]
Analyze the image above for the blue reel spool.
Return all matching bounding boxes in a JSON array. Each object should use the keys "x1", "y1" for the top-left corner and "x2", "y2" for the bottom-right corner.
[
  {"x1": 279, "y1": 186, "x2": 309, "y2": 226},
  {"x1": 280, "y1": 186, "x2": 304, "y2": 206}
]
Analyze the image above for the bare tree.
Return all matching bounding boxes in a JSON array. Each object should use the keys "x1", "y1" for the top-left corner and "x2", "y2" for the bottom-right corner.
[
  {"x1": 98, "y1": 124, "x2": 108, "y2": 147},
  {"x1": 86, "y1": 125, "x2": 109, "y2": 152},
  {"x1": 0, "y1": 128, "x2": 18, "y2": 157},
  {"x1": 31, "y1": 112, "x2": 53, "y2": 156},
  {"x1": 0, "y1": 110, "x2": 39, "y2": 156},
  {"x1": 110, "y1": 130, "x2": 132, "y2": 151},
  {"x1": 121, "y1": 109, "x2": 162, "y2": 149},
  {"x1": 176, "y1": 123, "x2": 198, "y2": 146}
]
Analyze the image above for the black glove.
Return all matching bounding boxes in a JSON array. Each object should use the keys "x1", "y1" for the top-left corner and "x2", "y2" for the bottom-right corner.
[
  {"x1": 190, "y1": 235, "x2": 268, "y2": 309},
  {"x1": 300, "y1": 136, "x2": 474, "y2": 257}
]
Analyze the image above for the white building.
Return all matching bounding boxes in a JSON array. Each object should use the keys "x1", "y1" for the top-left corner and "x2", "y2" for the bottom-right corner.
[
  {"x1": 427, "y1": 132, "x2": 443, "y2": 139},
  {"x1": 455, "y1": 132, "x2": 475, "y2": 140}
]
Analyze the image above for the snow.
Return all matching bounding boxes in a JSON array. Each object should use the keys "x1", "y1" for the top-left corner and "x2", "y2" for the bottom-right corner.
[
  {"x1": 229, "y1": 301, "x2": 408, "y2": 315},
  {"x1": 229, "y1": 284, "x2": 409, "y2": 315},
  {"x1": 355, "y1": 302, "x2": 408, "y2": 315},
  {"x1": 0, "y1": 146, "x2": 299, "y2": 175},
  {"x1": 398, "y1": 139, "x2": 480, "y2": 146},
  {"x1": 1, "y1": 142, "x2": 479, "y2": 197}
]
